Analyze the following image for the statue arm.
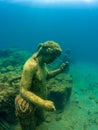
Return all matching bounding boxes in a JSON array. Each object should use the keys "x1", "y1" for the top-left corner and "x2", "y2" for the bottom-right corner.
[
  {"x1": 47, "y1": 61, "x2": 69, "y2": 80},
  {"x1": 47, "y1": 68, "x2": 62, "y2": 80}
]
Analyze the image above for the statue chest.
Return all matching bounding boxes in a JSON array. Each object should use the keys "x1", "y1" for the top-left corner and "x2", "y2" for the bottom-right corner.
[
  {"x1": 30, "y1": 65, "x2": 47, "y2": 98},
  {"x1": 36, "y1": 65, "x2": 47, "y2": 82}
]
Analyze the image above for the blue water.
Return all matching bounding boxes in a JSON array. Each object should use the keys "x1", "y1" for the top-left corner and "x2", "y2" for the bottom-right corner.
[{"x1": 0, "y1": 1, "x2": 98, "y2": 63}]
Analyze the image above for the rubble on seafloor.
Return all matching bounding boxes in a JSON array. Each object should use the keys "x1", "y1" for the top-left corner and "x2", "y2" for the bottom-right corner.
[{"x1": 0, "y1": 48, "x2": 72, "y2": 130}]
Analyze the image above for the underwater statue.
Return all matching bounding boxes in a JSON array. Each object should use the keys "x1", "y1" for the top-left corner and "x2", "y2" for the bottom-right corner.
[{"x1": 15, "y1": 41, "x2": 69, "y2": 130}]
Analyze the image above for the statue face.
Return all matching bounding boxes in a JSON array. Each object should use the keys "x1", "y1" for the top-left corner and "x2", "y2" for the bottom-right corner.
[{"x1": 43, "y1": 53, "x2": 57, "y2": 64}]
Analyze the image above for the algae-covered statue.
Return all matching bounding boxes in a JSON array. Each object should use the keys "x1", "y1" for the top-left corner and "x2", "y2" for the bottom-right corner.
[{"x1": 15, "y1": 41, "x2": 69, "y2": 130}]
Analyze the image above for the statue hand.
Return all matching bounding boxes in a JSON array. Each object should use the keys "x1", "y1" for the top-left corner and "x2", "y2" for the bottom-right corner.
[
  {"x1": 43, "y1": 100, "x2": 56, "y2": 111},
  {"x1": 60, "y1": 61, "x2": 69, "y2": 71}
]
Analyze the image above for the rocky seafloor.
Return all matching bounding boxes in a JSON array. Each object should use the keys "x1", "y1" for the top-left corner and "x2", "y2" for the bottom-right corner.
[{"x1": 0, "y1": 48, "x2": 98, "y2": 130}]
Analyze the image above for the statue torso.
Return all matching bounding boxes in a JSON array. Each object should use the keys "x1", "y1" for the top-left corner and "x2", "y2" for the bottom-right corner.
[{"x1": 30, "y1": 60, "x2": 48, "y2": 99}]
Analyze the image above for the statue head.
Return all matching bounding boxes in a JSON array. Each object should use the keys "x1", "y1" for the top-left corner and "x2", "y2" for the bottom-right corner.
[{"x1": 37, "y1": 41, "x2": 62, "y2": 63}]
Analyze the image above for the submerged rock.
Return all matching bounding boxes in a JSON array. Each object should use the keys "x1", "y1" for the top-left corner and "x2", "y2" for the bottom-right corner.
[
  {"x1": 0, "y1": 82, "x2": 19, "y2": 123},
  {"x1": 47, "y1": 74, "x2": 73, "y2": 110}
]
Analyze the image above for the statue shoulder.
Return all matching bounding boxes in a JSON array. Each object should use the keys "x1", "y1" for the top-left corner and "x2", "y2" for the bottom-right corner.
[{"x1": 23, "y1": 57, "x2": 37, "y2": 72}]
